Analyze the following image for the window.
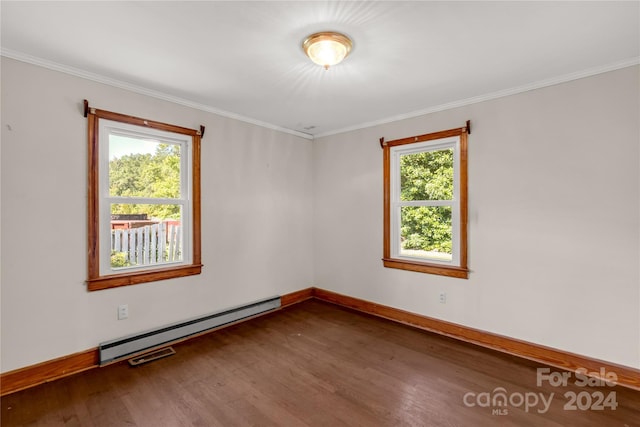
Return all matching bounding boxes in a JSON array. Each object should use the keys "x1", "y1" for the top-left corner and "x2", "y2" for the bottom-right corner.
[
  {"x1": 86, "y1": 103, "x2": 202, "y2": 291},
  {"x1": 382, "y1": 125, "x2": 468, "y2": 278}
]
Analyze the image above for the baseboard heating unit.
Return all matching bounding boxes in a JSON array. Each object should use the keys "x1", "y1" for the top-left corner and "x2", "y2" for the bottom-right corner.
[{"x1": 99, "y1": 296, "x2": 281, "y2": 365}]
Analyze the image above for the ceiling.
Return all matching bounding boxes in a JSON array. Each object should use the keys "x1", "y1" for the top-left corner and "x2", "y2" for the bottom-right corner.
[{"x1": 1, "y1": 1, "x2": 638, "y2": 139}]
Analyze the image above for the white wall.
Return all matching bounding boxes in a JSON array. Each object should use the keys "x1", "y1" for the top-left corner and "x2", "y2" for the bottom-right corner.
[
  {"x1": 313, "y1": 66, "x2": 640, "y2": 369},
  {"x1": 0, "y1": 58, "x2": 314, "y2": 372},
  {"x1": 2, "y1": 57, "x2": 638, "y2": 374}
]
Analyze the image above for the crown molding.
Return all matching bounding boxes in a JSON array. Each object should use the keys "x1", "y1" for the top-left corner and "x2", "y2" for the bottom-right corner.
[
  {"x1": 0, "y1": 48, "x2": 314, "y2": 141},
  {"x1": 3, "y1": 48, "x2": 637, "y2": 141},
  {"x1": 313, "y1": 56, "x2": 640, "y2": 139}
]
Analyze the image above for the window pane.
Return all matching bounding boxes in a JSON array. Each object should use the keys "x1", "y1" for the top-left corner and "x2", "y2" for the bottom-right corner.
[
  {"x1": 400, "y1": 206, "x2": 452, "y2": 261},
  {"x1": 400, "y1": 148, "x2": 453, "y2": 201},
  {"x1": 110, "y1": 204, "x2": 183, "y2": 269},
  {"x1": 109, "y1": 134, "x2": 181, "y2": 198}
]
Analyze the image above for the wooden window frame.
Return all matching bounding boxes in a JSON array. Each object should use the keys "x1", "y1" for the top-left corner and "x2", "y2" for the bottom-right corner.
[
  {"x1": 86, "y1": 105, "x2": 202, "y2": 291},
  {"x1": 382, "y1": 125, "x2": 469, "y2": 279}
]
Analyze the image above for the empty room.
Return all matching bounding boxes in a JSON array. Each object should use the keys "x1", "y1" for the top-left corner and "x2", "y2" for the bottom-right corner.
[{"x1": 1, "y1": 1, "x2": 639, "y2": 426}]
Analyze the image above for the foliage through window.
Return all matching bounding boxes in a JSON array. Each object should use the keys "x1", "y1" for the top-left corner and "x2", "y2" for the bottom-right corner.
[
  {"x1": 86, "y1": 103, "x2": 202, "y2": 291},
  {"x1": 383, "y1": 125, "x2": 469, "y2": 278}
]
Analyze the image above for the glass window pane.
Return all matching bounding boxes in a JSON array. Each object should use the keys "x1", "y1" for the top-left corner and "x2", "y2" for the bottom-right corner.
[
  {"x1": 109, "y1": 134, "x2": 181, "y2": 198},
  {"x1": 400, "y1": 148, "x2": 453, "y2": 201},
  {"x1": 400, "y1": 206, "x2": 452, "y2": 261},
  {"x1": 110, "y1": 204, "x2": 183, "y2": 269}
]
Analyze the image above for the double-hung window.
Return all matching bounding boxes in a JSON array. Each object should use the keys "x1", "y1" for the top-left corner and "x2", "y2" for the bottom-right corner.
[
  {"x1": 383, "y1": 125, "x2": 469, "y2": 278},
  {"x1": 86, "y1": 103, "x2": 202, "y2": 291}
]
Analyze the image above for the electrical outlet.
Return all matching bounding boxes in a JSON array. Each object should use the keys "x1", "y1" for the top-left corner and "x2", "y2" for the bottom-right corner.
[
  {"x1": 118, "y1": 304, "x2": 129, "y2": 320},
  {"x1": 439, "y1": 292, "x2": 447, "y2": 304}
]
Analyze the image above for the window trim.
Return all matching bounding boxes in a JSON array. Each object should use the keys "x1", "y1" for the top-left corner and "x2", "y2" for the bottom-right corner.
[
  {"x1": 87, "y1": 106, "x2": 202, "y2": 291},
  {"x1": 382, "y1": 125, "x2": 469, "y2": 279}
]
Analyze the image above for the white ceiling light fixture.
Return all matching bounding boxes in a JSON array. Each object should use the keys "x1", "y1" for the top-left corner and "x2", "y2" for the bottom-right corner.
[{"x1": 302, "y1": 31, "x2": 353, "y2": 70}]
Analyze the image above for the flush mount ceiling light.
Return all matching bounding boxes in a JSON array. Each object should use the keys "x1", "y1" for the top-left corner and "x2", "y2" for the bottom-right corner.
[{"x1": 302, "y1": 31, "x2": 353, "y2": 70}]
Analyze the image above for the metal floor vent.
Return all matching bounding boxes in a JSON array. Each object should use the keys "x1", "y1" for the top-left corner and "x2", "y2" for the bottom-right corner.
[
  {"x1": 128, "y1": 346, "x2": 176, "y2": 366},
  {"x1": 99, "y1": 296, "x2": 281, "y2": 365}
]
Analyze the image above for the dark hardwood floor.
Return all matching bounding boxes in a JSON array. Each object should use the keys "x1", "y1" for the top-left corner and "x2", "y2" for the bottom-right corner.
[{"x1": 2, "y1": 300, "x2": 639, "y2": 426}]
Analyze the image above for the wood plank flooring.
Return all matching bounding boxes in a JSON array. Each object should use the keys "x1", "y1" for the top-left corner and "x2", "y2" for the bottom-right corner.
[{"x1": 2, "y1": 300, "x2": 639, "y2": 426}]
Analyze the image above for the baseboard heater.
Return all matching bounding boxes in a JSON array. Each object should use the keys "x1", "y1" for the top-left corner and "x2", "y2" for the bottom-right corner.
[{"x1": 99, "y1": 296, "x2": 281, "y2": 365}]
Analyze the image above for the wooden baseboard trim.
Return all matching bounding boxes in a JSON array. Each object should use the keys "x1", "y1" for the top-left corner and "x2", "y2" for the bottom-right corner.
[
  {"x1": 4, "y1": 287, "x2": 638, "y2": 396},
  {"x1": 0, "y1": 288, "x2": 315, "y2": 396},
  {"x1": 312, "y1": 287, "x2": 640, "y2": 391},
  {"x1": 0, "y1": 348, "x2": 99, "y2": 396},
  {"x1": 281, "y1": 287, "x2": 314, "y2": 307}
]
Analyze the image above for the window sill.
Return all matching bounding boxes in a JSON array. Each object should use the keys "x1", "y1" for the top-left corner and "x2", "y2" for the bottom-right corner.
[
  {"x1": 87, "y1": 264, "x2": 203, "y2": 291},
  {"x1": 382, "y1": 258, "x2": 468, "y2": 279}
]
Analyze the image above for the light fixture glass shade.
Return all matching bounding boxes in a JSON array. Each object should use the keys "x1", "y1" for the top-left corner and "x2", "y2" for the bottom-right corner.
[{"x1": 303, "y1": 32, "x2": 352, "y2": 70}]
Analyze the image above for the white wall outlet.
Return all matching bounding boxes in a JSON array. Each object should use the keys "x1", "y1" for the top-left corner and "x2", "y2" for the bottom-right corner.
[
  {"x1": 118, "y1": 304, "x2": 129, "y2": 320},
  {"x1": 439, "y1": 292, "x2": 447, "y2": 304}
]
